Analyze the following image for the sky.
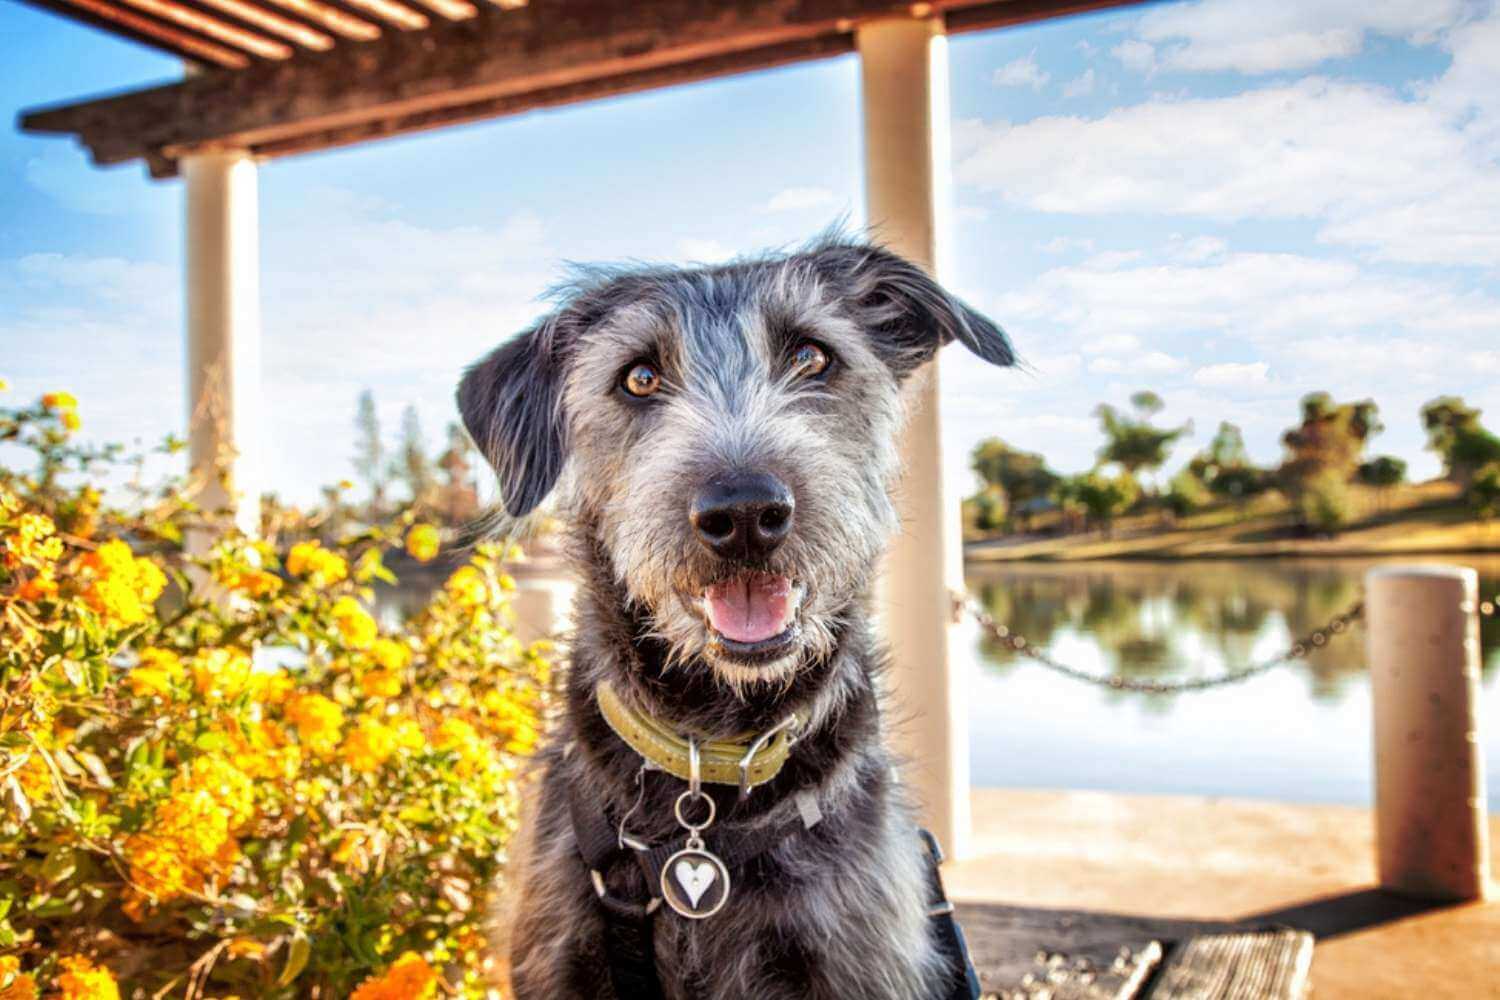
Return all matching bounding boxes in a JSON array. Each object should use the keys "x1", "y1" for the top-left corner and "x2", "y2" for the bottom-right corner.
[{"x1": 2, "y1": 0, "x2": 1499, "y2": 504}]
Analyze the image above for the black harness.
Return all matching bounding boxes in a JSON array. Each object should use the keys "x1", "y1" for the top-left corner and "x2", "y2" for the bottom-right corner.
[{"x1": 570, "y1": 785, "x2": 982, "y2": 999}]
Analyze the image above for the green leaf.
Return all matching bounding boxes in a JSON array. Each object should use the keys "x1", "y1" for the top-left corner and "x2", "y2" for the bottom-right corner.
[{"x1": 276, "y1": 931, "x2": 311, "y2": 988}]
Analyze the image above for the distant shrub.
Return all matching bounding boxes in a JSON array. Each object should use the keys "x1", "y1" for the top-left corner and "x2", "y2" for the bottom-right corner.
[
  {"x1": 1470, "y1": 463, "x2": 1500, "y2": 520},
  {"x1": 1163, "y1": 470, "x2": 1211, "y2": 518},
  {"x1": 1297, "y1": 470, "x2": 1353, "y2": 534},
  {"x1": 0, "y1": 390, "x2": 549, "y2": 998}
]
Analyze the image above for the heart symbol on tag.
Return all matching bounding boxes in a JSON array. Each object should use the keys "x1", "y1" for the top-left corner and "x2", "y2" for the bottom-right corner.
[{"x1": 675, "y1": 859, "x2": 718, "y2": 908}]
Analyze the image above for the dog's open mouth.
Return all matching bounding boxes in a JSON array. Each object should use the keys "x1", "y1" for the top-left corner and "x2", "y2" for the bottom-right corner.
[{"x1": 701, "y1": 572, "x2": 802, "y2": 661}]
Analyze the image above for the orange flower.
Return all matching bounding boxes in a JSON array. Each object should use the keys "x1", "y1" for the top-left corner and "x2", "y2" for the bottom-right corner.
[
  {"x1": 0, "y1": 955, "x2": 37, "y2": 1000},
  {"x1": 350, "y1": 952, "x2": 438, "y2": 1000}
]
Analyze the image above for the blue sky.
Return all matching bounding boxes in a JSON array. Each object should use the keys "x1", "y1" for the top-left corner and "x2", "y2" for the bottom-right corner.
[{"x1": 3, "y1": 0, "x2": 1499, "y2": 503}]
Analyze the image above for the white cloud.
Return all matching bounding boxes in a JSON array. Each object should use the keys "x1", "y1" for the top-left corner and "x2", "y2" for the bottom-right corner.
[
  {"x1": 675, "y1": 237, "x2": 737, "y2": 262},
  {"x1": 762, "y1": 186, "x2": 838, "y2": 213},
  {"x1": 1111, "y1": 39, "x2": 1157, "y2": 74},
  {"x1": 1192, "y1": 361, "x2": 1270, "y2": 388},
  {"x1": 1083, "y1": 333, "x2": 1142, "y2": 354},
  {"x1": 955, "y1": 75, "x2": 1500, "y2": 270},
  {"x1": 1126, "y1": 0, "x2": 1466, "y2": 74},
  {"x1": 993, "y1": 53, "x2": 1049, "y2": 90},
  {"x1": 1061, "y1": 69, "x2": 1097, "y2": 98},
  {"x1": 1091, "y1": 351, "x2": 1187, "y2": 375},
  {"x1": 1039, "y1": 235, "x2": 1096, "y2": 255}
]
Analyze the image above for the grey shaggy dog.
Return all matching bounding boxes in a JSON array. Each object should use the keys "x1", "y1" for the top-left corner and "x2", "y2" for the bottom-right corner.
[{"x1": 458, "y1": 236, "x2": 1014, "y2": 1000}]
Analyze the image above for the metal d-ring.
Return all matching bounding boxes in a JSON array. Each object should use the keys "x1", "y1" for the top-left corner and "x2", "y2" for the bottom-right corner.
[
  {"x1": 736, "y1": 712, "x2": 799, "y2": 800},
  {"x1": 688, "y1": 734, "x2": 703, "y2": 799},
  {"x1": 673, "y1": 788, "x2": 716, "y2": 832}
]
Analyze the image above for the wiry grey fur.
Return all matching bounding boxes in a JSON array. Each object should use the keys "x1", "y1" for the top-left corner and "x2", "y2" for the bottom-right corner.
[{"x1": 459, "y1": 235, "x2": 1014, "y2": 999}]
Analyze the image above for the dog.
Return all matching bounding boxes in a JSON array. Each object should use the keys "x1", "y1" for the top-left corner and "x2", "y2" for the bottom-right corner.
[{"x1": 458, "y1": 235, "x2": 1014, "y2": 999}]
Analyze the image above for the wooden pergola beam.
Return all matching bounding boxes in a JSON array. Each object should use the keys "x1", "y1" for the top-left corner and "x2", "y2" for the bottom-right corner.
[{"x1": 20, "y1": 0, "x2": 1151, "y2": 176}]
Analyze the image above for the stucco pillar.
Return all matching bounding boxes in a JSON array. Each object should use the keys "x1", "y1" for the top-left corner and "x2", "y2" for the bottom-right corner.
[
  {"x1": 858, "y1": 14, "x2": 970, "y2": 860},
  {"x1": 1366, "y1": 565, "x2": 1490, "y2": 901},
  {"x1": 183, "y1": 151, "x2": 262, "y2": 545}
]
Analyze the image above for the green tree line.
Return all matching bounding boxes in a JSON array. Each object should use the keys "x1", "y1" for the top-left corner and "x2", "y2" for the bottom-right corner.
[{"x1": 967, "y1": 392, "x2": 1500, "y2": 537}]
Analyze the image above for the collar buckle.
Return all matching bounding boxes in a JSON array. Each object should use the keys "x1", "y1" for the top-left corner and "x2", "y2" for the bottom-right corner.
[{"x1": 737, "y1": 712, "x2": 801, "y2": 800}]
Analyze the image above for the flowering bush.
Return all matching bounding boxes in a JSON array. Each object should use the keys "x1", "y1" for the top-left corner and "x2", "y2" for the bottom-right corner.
[{"x1": 1, "y1": 391, "x2": 549, "y2": 998}]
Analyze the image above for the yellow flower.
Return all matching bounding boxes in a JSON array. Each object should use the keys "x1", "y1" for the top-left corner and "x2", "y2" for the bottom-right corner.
[
  {"x1": 350, "y1": 952, "x2": 439, "y2": 1000},
  {"x1": 54, "y1": 956, "x2": 119, "y2": 1000},
  {"x1": 360, "y1": 669, "x2": 402, "y2": 700},
  {"x1": 390, "y1": 715, "x2": 425, "y2": 752},
  {"x1": 285, "y1": 693, "x2": 344, "y2": 755},
  {"x1": 285, "y1": 540, "x2": 348, "y2": 588},
  {"x1": 331, "y1": 596, "x2": 378, "y2": 650},
  {"x1": 190, "y1": 648, "x2": 253, "y2": 702},
  {"x1": 343, "y1": 715, "x2": 397, "y2": 773},
  {"x1": 405, "y1": 523, "x2": 441, "y2": 562},
  {"x1": 0, "y1": 377, "x2": 8, "y2": 392},
  {"x1": 77, "y1": 539, "x2": 166, "y2": 627},
  {"x1": 368, "y1": 637, "x2": 410, "y2": 671},
  {"x1": 61, "y1": 409, "x2": 82, "y2": 432},
  {"x1": 445, "y1": 565, "x2": 488, "y2": 608},
  {"x1": 127, "y1": 647, "x2": 183, "y2": 699},
  {"x1": 41, "y1": 391, "x2": 78, "y2": 411},
  {"x1": 0, "y1": 955, "x2": 37, "y2": 1000},
  {"x1": 245, "y1": 667, "x2": 294, "y2": 705}
]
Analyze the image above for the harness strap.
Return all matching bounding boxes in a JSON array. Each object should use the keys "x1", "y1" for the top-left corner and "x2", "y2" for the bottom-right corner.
[
  {"x1": 569, "y1": 788, "x2": 980, "y2": 1000},
  {"x1": 919, "y1": 828, "x2": 982, "y2": 1000}
]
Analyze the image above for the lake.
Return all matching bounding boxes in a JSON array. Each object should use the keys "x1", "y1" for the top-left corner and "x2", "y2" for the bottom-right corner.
[{"x1": 963, "y1": 556, "x2": 1500, "y2": 807}]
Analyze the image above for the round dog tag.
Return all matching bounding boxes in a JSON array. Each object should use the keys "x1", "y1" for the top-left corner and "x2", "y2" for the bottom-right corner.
[{"x1": 660, "y1": 845, "x2": 730, "y2": 919}]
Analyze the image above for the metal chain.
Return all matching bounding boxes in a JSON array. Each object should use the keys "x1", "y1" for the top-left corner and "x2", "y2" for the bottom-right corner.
[{"x1": 965, "y1": 598, "x2": 1365, "y2": 695}]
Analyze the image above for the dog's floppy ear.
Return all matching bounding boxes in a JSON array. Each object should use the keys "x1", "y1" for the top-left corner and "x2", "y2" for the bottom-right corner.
[
  {"x1": 812, "y1": 241, "x2": 1015, "y2": 379},
  {"x1": 457, "y1": 314, "x2": 571, "y2": 518}
]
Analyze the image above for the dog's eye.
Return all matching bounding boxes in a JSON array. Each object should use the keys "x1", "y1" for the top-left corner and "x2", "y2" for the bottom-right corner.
[
  {"x1": 791, "y1": 341, "x2": 832, "y2": 379},
  {"x1": 621, "y1": 361, "x2": 662, "y2": 398}
]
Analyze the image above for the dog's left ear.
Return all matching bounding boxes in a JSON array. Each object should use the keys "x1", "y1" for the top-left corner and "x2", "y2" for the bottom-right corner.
[
  {"x1": 811, "y1": 241, "x2": 1015, "y2": 379},
  {"x1": 457, "y1": 313, "x2": 572, "y2": 518}
]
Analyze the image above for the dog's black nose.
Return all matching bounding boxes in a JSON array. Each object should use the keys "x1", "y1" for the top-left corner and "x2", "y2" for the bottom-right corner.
[{"x1": 691, "y1": 472, "x2": 794, "y2": 560}]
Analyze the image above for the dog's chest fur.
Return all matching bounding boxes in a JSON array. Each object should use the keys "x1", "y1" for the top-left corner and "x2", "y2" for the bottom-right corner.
[{"x1": 498, "y1": 580, "x2": 950, "y2": 999}]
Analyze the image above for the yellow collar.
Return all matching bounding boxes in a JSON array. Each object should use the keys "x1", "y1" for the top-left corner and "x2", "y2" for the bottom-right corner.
[{"x1": 595, "y1": 681, "x2": 806, "y2": 795}]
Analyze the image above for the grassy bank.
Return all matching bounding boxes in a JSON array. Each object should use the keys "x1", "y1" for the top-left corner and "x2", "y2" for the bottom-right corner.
[{"x1": 965, "y1": 479, "x2": 1500, "y2": 562}]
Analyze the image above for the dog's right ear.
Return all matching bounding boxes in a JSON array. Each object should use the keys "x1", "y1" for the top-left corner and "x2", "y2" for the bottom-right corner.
[{"x1": 457, "y1": 316, "x2": 570, "y2": 518}]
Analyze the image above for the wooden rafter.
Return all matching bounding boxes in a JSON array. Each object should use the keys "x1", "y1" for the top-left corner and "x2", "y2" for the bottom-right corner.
[{"x1": 19, "y1": 0, "x2": 1153, "y2": 177}]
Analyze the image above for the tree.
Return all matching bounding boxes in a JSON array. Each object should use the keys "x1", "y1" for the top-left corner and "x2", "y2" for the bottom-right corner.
[
  {"x1": 1094, "y1": 392, "x2": 1190, "y2": 489},
  {"x1": 1297, "y1": 470, "x2": 1353, "y2": 535},
  {"x1": 1357, "y1": 454, "x2": 1407, "y2": 511},
  {"x1": 1056, "y1": 471, "x2": 1139, "y2": 536},
  {"x1": 971, "y1": 439, "x2": 1059, "y2": 505},
  {"x1": 1186, "y1": 421, "x2": 1267, "y2": 510},
  {"x1": 352, "y1": 389, "x2": 389, "y2": 518},
  {"x1": 396, "y1": 405, "x2": 436, "y2": 511},
  {"x1": 1471, "y1": 463, "x2": 1500, "y2": 521},
  {"x1": 1421, "y1": 396, "x2": 1500, "y2": 486},
  {"x1": 1163, "y1": 469, "x2": 1210, "y2": 519},
  {"x1": 964, "y1": 485, "x2": 1009, "y2": 533},
  {"x1": 436, "y1": 422, "x2": 480, "y2": 525},
  {"x1": 1278, "y1": 392, "x2": 1381, "y2": 507}
]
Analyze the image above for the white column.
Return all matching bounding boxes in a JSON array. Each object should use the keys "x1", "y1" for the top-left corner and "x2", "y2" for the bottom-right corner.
[
  {"x1": 183, "y1": 151, "x2": 262, "y2": 545},
  {"x1": 858, "y1": 15, "x2": 970, "y2": 859},
  {"x1": 1366, "y1": 565, "x2": 1490, "y2": 901}
]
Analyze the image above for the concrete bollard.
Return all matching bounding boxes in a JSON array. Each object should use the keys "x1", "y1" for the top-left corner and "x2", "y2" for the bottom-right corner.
[{"x1": 1366, "y1": 564, "x2": 1490, "y2": 901}]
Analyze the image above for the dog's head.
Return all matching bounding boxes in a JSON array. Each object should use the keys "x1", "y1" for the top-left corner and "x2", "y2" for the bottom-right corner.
[{"x1": 458, "y1": 237, "x2": 1014, "y2": 691}]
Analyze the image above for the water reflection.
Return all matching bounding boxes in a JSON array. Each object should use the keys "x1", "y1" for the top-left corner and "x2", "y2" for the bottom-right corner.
[
  {"x1": 965, "y1": 556, "x2": 1500, "y2": 804},
  {"x1": 971, "y1": 557, "x2": 1499, "y2": 703}
]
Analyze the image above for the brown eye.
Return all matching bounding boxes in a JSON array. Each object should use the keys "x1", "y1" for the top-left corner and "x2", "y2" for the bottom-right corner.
[
  {"x1": 622, "y1": 362, "x2": 661, "y2": 398},
  {"x1": 792, "y1": 341, "x2": 831, "y2": 378}
]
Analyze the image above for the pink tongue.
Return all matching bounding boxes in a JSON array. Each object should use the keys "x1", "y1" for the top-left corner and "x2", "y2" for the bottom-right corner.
[{"x1": 706, "y1": 574, "x2": 792, "y2": 644}]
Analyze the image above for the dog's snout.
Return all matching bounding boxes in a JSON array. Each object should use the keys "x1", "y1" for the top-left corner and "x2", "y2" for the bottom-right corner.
[{"x1": 690, "y1": 472, "x2": 794, "y2": 560}]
